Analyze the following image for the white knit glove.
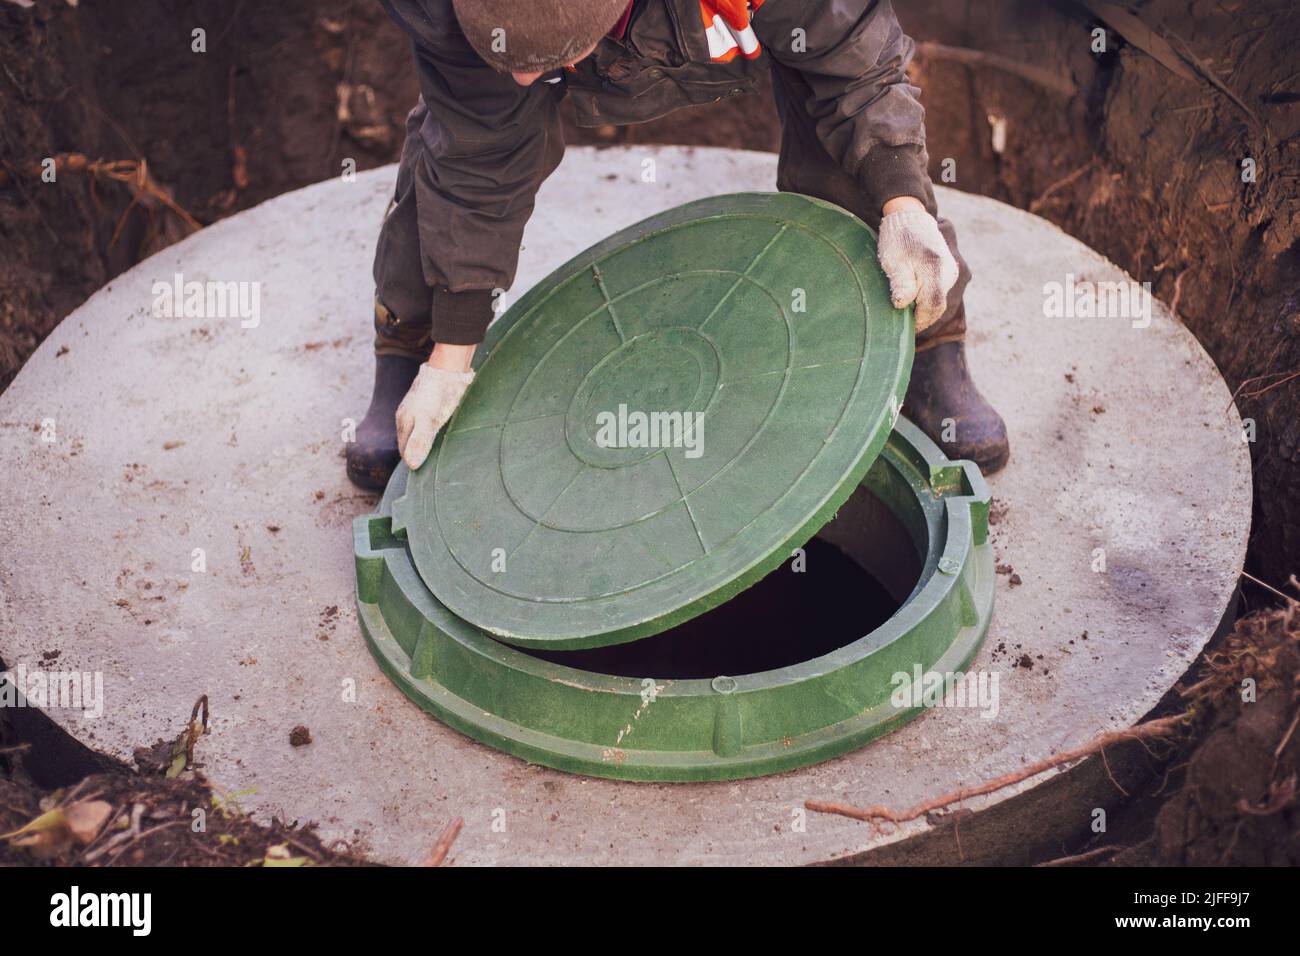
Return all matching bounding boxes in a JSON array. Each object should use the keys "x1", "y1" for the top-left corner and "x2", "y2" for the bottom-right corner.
[
  {"x1": 395, "y1": 365, "x2": 475, "y2": 470},
  {"x1": 877, "y1": 208, "x2": 961, "y2": 333}
]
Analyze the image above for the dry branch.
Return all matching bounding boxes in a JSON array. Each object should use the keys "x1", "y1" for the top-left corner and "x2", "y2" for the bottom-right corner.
[
  {"x1": 0, "y1": 152, "x2": 202, "y2": 236},
  {"x1": 422, "y1": 816, "x2": 463, "y2": 867},
  {"x1": 806, "y1": 714, "x2": 1187, "y2": 826}
]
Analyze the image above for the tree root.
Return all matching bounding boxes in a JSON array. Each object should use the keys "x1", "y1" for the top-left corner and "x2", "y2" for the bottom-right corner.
[{"x1": 806, "y1": 714, "x2": 1188, "y2": 828}]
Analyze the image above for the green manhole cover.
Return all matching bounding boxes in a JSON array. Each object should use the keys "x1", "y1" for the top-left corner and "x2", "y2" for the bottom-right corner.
[
  {"x1": 355, "y1": 420, "x2": 994, "y2": 782},
  {"x1": 393, "y1": 193, "x2": 912, "y2": 650}
]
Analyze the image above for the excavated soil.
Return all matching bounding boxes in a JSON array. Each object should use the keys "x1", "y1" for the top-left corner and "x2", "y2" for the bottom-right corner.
[
  {"x1": 0, "y1": 682, "x2": 380, "y2": 866},
  {"x1": 1110, "y1": 600, "x2": 1300, "y2": 866}
]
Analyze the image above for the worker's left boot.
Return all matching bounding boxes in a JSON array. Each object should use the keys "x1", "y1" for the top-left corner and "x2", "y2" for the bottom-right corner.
[
  {"x1": 903, "y1": 341, "x2": 1010, "y2": 474},
  {"x1": 346, "y1": 354, "x2": 421, "y2": 490}
]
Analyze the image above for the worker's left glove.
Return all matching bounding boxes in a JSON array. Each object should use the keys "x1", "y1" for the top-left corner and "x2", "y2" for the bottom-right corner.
[
  {"x1": 395, "y1": 365, "x2": 475, "y2": 471},
  {"x1": 877, "y1": 208, "x2": 961, "y2": 334}
]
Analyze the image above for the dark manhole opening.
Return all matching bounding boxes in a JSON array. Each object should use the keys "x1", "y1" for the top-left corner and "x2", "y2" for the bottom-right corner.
[{"x1": 517, "y1": 485, "x2": 923, "y2": 679}]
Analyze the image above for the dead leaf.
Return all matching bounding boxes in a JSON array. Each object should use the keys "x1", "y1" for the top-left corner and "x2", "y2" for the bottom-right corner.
[
  {"x1": 263, "y1": 843, "x2": 310, "y2": 867},
  {"x1": 64, "y1": 800, "x2": 114, "y2": 844},
  {"x1": 165, "y1": 696, "x2": 209, "y2": 778},
  {"x1": 2, "y1": 808, "x2": 72, "y2": 859}
]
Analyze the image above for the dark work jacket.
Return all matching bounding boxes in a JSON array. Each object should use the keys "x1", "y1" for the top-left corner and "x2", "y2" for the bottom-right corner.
[{"x1": 379, "y1": 0, "x2": 930, "y2": 343}]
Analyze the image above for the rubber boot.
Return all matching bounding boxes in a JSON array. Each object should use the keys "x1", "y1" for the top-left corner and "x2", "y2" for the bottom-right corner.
[
  {"x1": 346, "y1": 354, "x2": 421, "y2": 490},
  {"x1": 903, "y1": 341, "x2": 1010, "y2": 475}
]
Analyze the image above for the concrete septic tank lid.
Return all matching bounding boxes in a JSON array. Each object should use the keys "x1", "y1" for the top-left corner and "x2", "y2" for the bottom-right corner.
[
  {"x1": 362, "y1": 419, "x2": 992, "y2": 781},
  {"x1": 398, "y1": 192, "x2": 913, "y2": 650},
  {"x1": 0, "y1": 147, "x2": 1251, "y2": 864}
]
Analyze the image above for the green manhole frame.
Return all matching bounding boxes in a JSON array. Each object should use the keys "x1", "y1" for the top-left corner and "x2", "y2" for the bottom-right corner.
[
  {"x1": 354, "y1": 418, "x2": 994, "y2": 783},
  {"x1": 395, "y1": 191, "x2": 914, "y2": 651}
]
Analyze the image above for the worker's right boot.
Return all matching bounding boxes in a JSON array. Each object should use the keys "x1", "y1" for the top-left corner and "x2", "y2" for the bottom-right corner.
[
  {"x1": 346, "y1": 354, "x2": 421, "y2": 490},
  {"x1": 903, "y1": 340, "x2": 1010, "y2": 475}
]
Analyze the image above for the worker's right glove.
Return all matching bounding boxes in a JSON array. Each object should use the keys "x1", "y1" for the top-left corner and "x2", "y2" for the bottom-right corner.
[
  {"x1": 877, "y1": 207, "x2": 961, "y2": 334},
  {"x1": 395, "y1": 364, "x2": 475, "y2": 471}
]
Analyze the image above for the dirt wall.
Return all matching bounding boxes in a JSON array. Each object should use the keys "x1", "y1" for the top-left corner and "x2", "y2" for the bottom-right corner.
[{"x1": 895, "y1": 0, "x2": 1299, "y2": 589}]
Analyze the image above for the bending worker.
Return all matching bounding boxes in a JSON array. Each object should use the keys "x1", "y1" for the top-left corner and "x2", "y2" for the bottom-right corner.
[{"x1": 347, "y1": 0, "x2": 1010, "y2": 489}]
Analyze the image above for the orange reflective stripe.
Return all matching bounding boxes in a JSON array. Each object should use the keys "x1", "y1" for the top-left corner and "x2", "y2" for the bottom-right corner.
[{"x1": 700, "y1": 1, "x2": 764, "y2": 62}]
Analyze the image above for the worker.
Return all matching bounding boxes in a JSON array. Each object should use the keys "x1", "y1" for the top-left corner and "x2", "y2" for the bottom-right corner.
[{"x1": 347, "y1": 0, "x2": 1010, "y2": 490}]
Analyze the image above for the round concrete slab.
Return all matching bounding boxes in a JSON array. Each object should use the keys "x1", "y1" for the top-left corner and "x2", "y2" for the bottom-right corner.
[{"x1": 0, "y1": 146, "x2": 1250, "y2": 865}]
